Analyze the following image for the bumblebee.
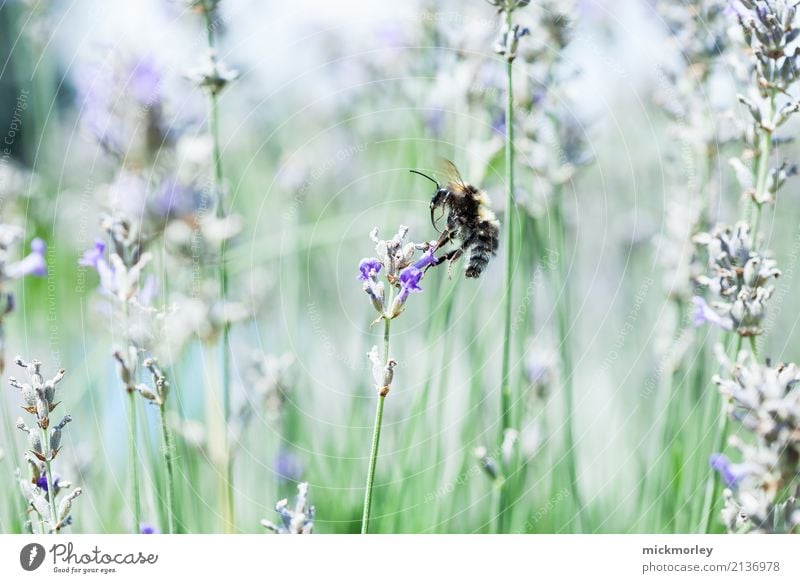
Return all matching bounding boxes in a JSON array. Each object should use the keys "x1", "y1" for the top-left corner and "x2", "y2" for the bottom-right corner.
[{"x1": 411, "y1": 160, "x2": 500, "y2": 278}]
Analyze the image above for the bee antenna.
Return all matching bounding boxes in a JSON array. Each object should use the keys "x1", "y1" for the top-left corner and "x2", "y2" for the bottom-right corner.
[{"x1": 409, "y1": 170, "x2": 440, "y2": 188}]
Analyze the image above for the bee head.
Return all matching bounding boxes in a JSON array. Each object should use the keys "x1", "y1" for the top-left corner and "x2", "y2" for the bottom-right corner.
[
  {"x1": 410, "y1": 169, "x2": 446, "y2": 233},
  {"x1": 429, "y1": 188, "x2": 450, "y2": 232}
]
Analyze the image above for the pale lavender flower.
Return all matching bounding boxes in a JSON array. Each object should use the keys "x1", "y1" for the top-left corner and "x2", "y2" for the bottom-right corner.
[
  {"x1": 76, "y1": 51, "x2": 171, "y2": 161},
  {"x1": 692, "y1": 296, "x2": 733, "y2": 331},
  {"x1": 712, "y1": 353, "x2": 800, "y2": 533},
  {"x1": 275, "y1": 449, "x2": 303, "y2": 483},
  {"x1": 78, "y1": 239, "x2": 152, "y2": 302},
  {"x1": 9, "y1": 358, "x2": 78, "y2": 533},
  {"x1": 261, "y1": 482, "x2": 314, "y2": 534},
  {"x1": 709, "y1": 454, "x2": 744, "y2": 489},
  {"x1": 4, "y1": 238, "x2": 47, "y2": 279}
]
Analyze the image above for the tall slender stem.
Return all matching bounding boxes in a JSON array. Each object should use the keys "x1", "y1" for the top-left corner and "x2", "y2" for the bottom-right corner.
[
  {"x1": 39, "y1": 425, "x2": 59, "y2": 533},
  {"x1": 750, "y1": 88, "x2": 773, "y2": 247},
  {"x1": 361, "y1": 314, "x2": 391, "y2": 534},
  {"x1": 121, "y1": 299, "x2": 142, "y2": 534},
  {"x1": 552, "y1": 187, "x2": 584, "y2": 531},
  {"x1": 496, "y1": 8, "x2": 517, "y2": 534},
  {"x1": 126, "y1": 391, "x2": 141, "y2": 533},
  {"x1": 698, "y1": 333, "x2": 742, "y2": 533},
  {"x1": 499, "y1": 12, "x2": 516, "y2": 443},
  {"x1": 203, "y1": 1, "x2": 234, "y2": 532},
  {"x1": 159, "y1": 404, "x2": 176, "y2": 534}
]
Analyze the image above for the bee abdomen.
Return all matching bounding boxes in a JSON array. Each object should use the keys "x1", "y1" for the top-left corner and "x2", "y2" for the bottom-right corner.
[{"x1": 465, "y1": 223, "x2": 499, "y2": 278}]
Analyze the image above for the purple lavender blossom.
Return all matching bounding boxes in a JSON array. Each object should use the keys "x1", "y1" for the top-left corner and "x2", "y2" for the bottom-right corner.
[
  {"x1": 425, "y1": 109, "x2": 445, "y2": 137},
  {"x1": 275, "y1": 449, "x2": 303, "y2": 483},
  {"x1": 412, "y1": 247, "x2": 438, "y2": 270},
  {"x1": 128, "y1": 56, "x2": 162, "y2": 104},
  {"x1": 692, "y1": 296, "x2": 733, "y2": 331},
  {"x1": 5, "y1": 238, "x2": 47, "y2": 278},
  {"x1": 396, "y1": 266, "x2": 424, "y2": 305},
  {"x1": 399, "y1": 265, "x2": 423, "y2": 292},
  {"x1": 491, "y1": 112, "x2": 506, "y2": 136},
  {"x1": 709, "y1": 453, "x2": 743, "y2": 489},
  {"x1": 35, "y1": 474, "x2": 59, "y2": 492},
  {"x1": 358, "y1": 258, "x2": 382, "y2": 281},
  {"x1": 139, "y1": 522, "x2": 159, "y2": 534},
  {"x1": 79, "y1": 240, "x2": 106, "y2": 268},
  {"x1": 78, "y1": 240, "x2": 115, "y2": 295},
  {"x1": 152, "y1": 176, "x2": 209, "y2": 220}
]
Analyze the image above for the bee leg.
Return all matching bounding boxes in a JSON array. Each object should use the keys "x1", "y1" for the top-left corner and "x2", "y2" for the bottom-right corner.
[
  {"x1": 435, "y1": 228, "x2": 454, "y2": 249},
  {"x1": 430, "y1": 248, "x2": 463, "y2": 278}
]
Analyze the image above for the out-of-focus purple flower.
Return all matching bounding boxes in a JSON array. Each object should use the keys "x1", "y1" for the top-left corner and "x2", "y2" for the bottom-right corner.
[
  {"x1": 79, "y1": 240, "x2": 106, "y2": 268},
  {"x1": 5, "y1": 238, "x2": 47, "y2": 278},
  {"x1": 358, "y1": 258, "x2": 382, "y2": 281},
  {"x1": 709, "y1": 453, "x2": 743, "y2": 489},
  {"x1": 78, "y1": 240, "x2": 116, "y2": 295},
  {"x1": 139, "y1": 522, "x2": 159, "y2": 534},
  {"x1": 692, "y1": 296, "x2": 733, "y2": 331},
  {"x1": 275, "y1": 449, "x2": 304, "y2": 483},
  {"x1": 425, "y1": 109, "x2": 445, "y2": 137},
  {"x1": 76, "y1": 51, "x2": 169, "y2": 160},
  {"x1": 129, "y1": 56, "x2": 161, "y2": 104},
  {"x1": 491, "y1": 111, "x2": 506, "y2": 136},
  {"x1": 152, "y1": 176, "x2": 208, "y2": 220}
]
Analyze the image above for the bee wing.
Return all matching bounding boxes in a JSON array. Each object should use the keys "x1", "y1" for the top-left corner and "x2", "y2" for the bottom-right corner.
[{"x1": 437, "y1": 158, "x2": 468, "y2": 193}]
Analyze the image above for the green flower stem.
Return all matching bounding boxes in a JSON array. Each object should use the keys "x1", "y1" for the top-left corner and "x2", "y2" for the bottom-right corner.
[
  {"x1": 361, "y1": 312, "x2": 392, "y2": 534},
  {"x1": 120, "y1": 300, "x2": 142, "y2": 534},
  {"x1": 698, "y1": 333, "x2": 743, "y2": 533},
  {"x1": 159, "y1": 404, "x2": 176, "y2": 534},
  {"x1": 39, "y1": 424, "x2": 59, "y2": 533},
  {"x1": 552, "y1": 186, "x2": 584, "y2": 531},
  {"x1": 499, "y1": 12, "x2": 516, "y2": 444},
  {"x1": 496, "y1": 6, "x2": 517, "y2": 534},
  {"x1": 750, "y1": 88, "x2": 774, "y2": 246},
  {"x1": 127, "y1": 390, "x2": 141, "y2": 533},
  {"x1": 203, "y1": 1, "x2": 234, "y2": 533}
]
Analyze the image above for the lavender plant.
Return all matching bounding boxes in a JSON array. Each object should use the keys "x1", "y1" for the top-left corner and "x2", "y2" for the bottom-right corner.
[
  {"x1": 358, "y1": 225, "x2": 438, "y2": 533},
  {"x1": 9, "y1": 358, "x2": 82, "y2": 534},
  {"x1": 515, "y1": 0, "x2": 591, "y2": 531},
  {"x1": 693, "y1": 0, "x2": 800, "y2": 533},
  {"x1": 80, "y1": 218, "x2": 155, "y2": 533},
  {"x1": 710, "y1": 353, "x2": 799, "y2": 533},
  {"x1": 486, "y1": 0, "x2": 529, "y2": 534},
  {"x1": 134, "y1": 359, "x2": 177, "y2": 534},
  {"x1": 185, "y1": 0, "x2": 240, "y2": 533}
]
